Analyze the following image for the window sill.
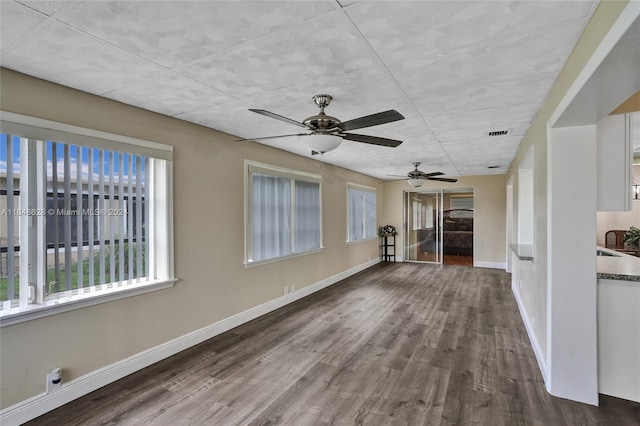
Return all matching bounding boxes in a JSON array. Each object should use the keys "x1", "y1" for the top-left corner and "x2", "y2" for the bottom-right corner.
[
  {"x1": 346, "y1": 236, "x2": 378, "y2": 245},
  {"x1": 0, "y1": 278, "x2": 177, "y2": 327},
  {"x1": 245, "y1": 247, "x2": 324, "y2": 268}
]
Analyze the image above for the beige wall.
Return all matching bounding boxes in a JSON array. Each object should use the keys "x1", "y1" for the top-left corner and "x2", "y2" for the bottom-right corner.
[
  {"x1": 381, "y1": 175, "x2": 507, "y2": 265},
  {"x1": 0, "y1": 68, "x2": 384, "y2": 409},
  {"x1": 506, "y1": 1, "x2": 630, "y2": 369}
]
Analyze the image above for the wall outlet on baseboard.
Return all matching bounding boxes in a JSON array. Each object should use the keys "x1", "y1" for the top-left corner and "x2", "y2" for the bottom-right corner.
[{"x1": 46, "y1": 368, "x2": 62, "y2": 393}]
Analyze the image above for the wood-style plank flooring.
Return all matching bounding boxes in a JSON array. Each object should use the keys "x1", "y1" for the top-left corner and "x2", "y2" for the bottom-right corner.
[{"x1": 27, "y1": 263, "x2": 640, "y2": 425}]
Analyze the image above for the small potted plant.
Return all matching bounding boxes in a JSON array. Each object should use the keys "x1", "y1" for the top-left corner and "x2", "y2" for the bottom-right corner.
[
  {"x1": 379, "y1": 225, "x2": 398, "y2": 237},
  {"x1": 623, "y1": 226, "x2": 640, "y2": 250}
]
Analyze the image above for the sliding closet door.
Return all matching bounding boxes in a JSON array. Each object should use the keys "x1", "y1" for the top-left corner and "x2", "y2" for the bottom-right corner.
[{"x1": 404, "y1": 190, "x2": 442, "y2": 263}]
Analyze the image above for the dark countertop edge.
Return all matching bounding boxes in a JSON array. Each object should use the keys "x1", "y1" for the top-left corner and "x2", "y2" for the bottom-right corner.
[
  {"x1": 596, "y1": 246, "x2": 640, "y2": 282},
  {"x1": 510, "y1": 243, "x2": 534, "y2": 261},
  {"x1": 597, "y1": 272, "x2": 640, "y2": 282}
]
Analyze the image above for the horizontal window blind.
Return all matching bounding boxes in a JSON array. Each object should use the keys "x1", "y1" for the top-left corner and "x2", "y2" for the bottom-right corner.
[{"x1": 450, "y1": 197, "x2": 474, "y2": 210}]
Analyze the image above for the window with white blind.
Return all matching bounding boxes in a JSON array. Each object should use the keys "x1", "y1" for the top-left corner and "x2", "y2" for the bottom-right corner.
[
  {"x1": 0, "y1": 112, "x2": 174, "y2": 325},
  {"x1": 347, "y1": 185, "x2": 377, "y2": 242},
  {"x1": 246, "y1": 162, "x2": 322, "y2": 265},
  {"x1": 450, "y1": 196, "x2": 474, "y2": 210}
]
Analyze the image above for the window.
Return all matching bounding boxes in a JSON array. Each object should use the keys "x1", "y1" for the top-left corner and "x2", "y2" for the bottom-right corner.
[
  {"x1": 451, "y1": 197, "x2": 474, "y2": 210},
  {"x1": 347, "y1": 184, "x2": 376, "y2": 242},
  {"x1": 0, "y1": 112, "x2": 174, "y2": 325},
  {"x1": 246, "y1": 162, "x2": 321, "y2": 264},
  {"x1": 412, "y1": 198, "x2": 422, "y2": 230},
  {"x1": 424, "y1": 197, "x2": 434, "y2": 229}
]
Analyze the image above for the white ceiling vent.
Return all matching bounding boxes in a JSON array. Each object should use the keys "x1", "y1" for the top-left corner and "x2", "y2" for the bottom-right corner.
[{"x1": 487, "y1": 129, "x2": 511, "y2": 137}]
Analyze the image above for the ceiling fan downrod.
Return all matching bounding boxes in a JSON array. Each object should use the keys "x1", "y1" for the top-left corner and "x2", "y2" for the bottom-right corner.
[
  {"x1": 305, "y1": 94, "x2": 341, "y2": 132},
  {"x1": 312, "y1": 94, "x2": 333, "y2": 112}
]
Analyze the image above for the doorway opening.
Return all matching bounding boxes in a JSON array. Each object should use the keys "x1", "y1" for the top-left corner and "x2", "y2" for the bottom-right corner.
[{"x1": 404, "y1": 189, "x2": 474, "y2": 266}]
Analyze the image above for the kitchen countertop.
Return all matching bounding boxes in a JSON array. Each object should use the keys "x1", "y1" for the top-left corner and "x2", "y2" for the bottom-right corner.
[
  {"x1": 597, "y1": 246, "x2": 640, "y2": 282},
  {"x1": 509, "y1": 243, "x2": 534, "y2": 261}
]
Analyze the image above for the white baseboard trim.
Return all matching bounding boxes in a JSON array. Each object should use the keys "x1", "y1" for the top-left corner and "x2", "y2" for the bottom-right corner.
[
  {"x1": 474, "y1": 261, "x2": 507, "y2": 270},
  {"x1": 512, "y1": 283, "x2": 548, "y2": 383},
  {"x1": 0, "y1": 258, "x2": 380, "y2": 426}
]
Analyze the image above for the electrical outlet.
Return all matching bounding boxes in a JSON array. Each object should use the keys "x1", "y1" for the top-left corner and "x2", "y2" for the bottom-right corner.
[
  {"x1": 284, "y1": 286, "x2": 289, "y2": 296},
  {"x1": 46, "y1": 368, "x2": 62, "y2": 393},
  {"x1": 291, "y1": 284, "x2": 295, "y2": 292}
]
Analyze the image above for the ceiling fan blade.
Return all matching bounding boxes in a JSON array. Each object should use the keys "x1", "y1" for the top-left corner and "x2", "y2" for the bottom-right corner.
[
  {"x1": 339, "y1": 110, "x2": 405, "y2": 131},
  {"x1": 248, "y1": 109, "x2": 308, "y2": 129},
  {"x1": 422, "y1": 171, "x2": 444, "y2": 177},
  {"x1": 235, "y1": 133, "x2": 307, "y2": 142},
  {"x1": 386, "y1": 174, "x2": 409, "y2": 177},
  {"x1": 339, "y1": 133, "x2": 403, "y2": 147},
  {"x1": 427, "y1": 177, "x2": 458, "y2": 183}
]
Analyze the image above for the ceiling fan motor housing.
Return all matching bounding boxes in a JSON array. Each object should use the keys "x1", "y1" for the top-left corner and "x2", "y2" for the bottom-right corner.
[
  {"x1": 408, "y1": 162, "x2": 424, "y2": 178},
  {"x1": 305, "y1": 94, "x2": 342, "y2": 133},
  {"x1": 303, "y1": 113, "x2": 342, "y2": 133}
]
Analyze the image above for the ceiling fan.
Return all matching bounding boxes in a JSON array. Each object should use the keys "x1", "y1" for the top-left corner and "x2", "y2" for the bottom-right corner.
[
  {"x1": 238, "y1": 94, "x2": 405, "y2": 154},
  {"x1": 389, "y1": 162, "x2": 458, "y2": 187}
]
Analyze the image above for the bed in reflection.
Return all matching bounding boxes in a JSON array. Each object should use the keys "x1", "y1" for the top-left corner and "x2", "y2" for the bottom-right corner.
[{"x1": 419, "y1": 209, "x2": 473, "y2": 256}]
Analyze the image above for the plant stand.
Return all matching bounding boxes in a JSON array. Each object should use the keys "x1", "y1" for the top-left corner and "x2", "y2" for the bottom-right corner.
[{"x1": 380, "y1": 235, "x2": 396, "y2": 262}]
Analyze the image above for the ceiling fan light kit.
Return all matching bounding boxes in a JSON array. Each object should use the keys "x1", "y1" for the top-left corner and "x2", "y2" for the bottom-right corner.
[
  {"x1": 301, "y1": 133, "x2": 343, "y2": 153},
  {"x1": 243, "y1": 94, "x2": 406, "y2": 154},
  {"x1": 407, "y1": 178, "x2": 424, "y2": 188}
]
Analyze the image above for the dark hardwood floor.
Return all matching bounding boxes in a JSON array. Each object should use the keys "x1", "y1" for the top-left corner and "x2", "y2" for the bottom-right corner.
[
  {"x1": 28, "y1": 263, "x2": 639, "y2": 425},
  {"x1": 442, "y1": 254, "x2": 473, "y2": 267},
  {"x1": 415, "y1": 250, "x2": 474, "y2": 267}
]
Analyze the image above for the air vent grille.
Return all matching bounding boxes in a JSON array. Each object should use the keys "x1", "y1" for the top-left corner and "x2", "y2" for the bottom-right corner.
[{"x1": 488, "y1": 129, "x2": 509, "y2": 137}]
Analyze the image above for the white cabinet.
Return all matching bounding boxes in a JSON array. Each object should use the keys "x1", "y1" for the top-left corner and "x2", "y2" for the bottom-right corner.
[
  {"x1": 597, "y1": 113, "x2": 632, "y2": 212},
  {"x1": 598, "y1": 278, "x2": 640, "y2": 403}
]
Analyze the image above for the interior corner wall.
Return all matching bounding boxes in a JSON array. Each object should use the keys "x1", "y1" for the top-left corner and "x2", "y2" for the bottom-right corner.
[
  {"x1": 505, "y1": 0, "x2": 630, "y2": 403},
  {"x1": 0, "y1": 68, "x2": 384, "y2": 410},
  {"x1": 380, "y1": 174, "x2": 507, "y2": 266}
]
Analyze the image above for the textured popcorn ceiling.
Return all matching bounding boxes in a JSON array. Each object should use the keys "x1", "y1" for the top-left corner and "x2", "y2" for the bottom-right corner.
[{"x1": 0, "y1": 0, "x2": 600, "y2": 179}]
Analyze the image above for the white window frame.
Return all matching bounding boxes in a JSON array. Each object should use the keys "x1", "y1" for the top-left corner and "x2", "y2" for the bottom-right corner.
[
  {"x1": 346, "y1": 183, "x2": 377, "y2": 243},
  {"x1": 244, "y1": 160, "x2": 323, "y2": 266},
  {"x1": 0, "y1": 112, "x2": 175, "y2": 327}
]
